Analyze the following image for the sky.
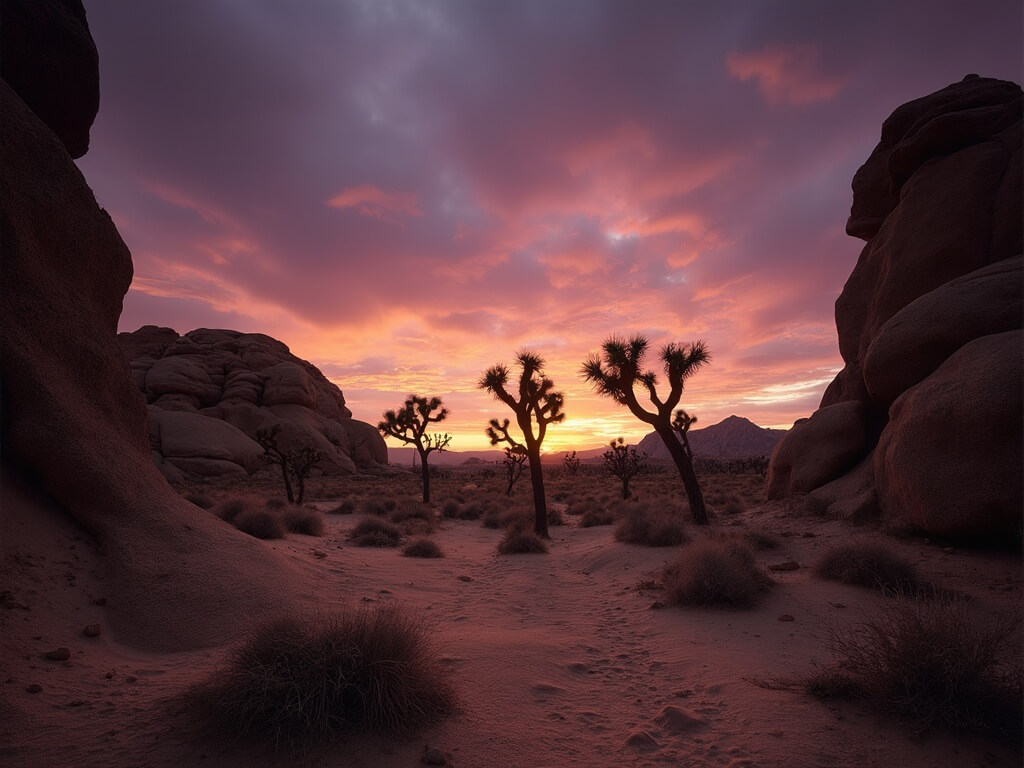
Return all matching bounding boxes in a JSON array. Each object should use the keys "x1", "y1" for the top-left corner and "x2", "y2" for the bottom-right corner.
[{"x1": 78, "y1": 0, "x2": 1023, "y2": 452}]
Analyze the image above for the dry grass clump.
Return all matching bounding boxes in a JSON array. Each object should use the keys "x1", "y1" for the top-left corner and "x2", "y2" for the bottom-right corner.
[
  {"x1": 578, "y1": 505, "x2": 617, "y2": 528},
  {"x1": 360, "y1": 499, "x2": 390, "y2": 517},
  {"x1": 402, "y1": 538, "x2": 444, "y2": 558},
  {"x1": 191, "y1": 606, "x2": 455, "y2": 749},
  {"x1": 442, "y1": 498, "x2": 485, "y2": 520},
  {"x1": 217, "y1": 497, "x2": 251, "y2": 524},
  {"x1": 327, "y1": 499, "x2": 356, "y2": 515},
  {"x1": 482, "y1": 507, "x2": 531, "y2": 530},
  {"x1": 282, "y1": 507, "x2": 326, "y2": 537},
  {"x1": 235, "y1": 509, "x2": 288, "y2": 540},
  {"x1": 809, "y1": 594, "x2": 1022, "y2": 741},
  {"x1": 565, "y1": 496, "x2": 603, "y2": 517},
  {"x1": 662, "y1": 539, "x2": 772, "y2": 608},
  {"x1": 265, "y1": 497, "x2": 288, "y2": 511},
  {"x1": 815, "y1": 541, "x2": 920, "y2": 592},
  {"x1": 614, "y1": 505, "x2": 686, "y2": 547},
  {"x1": 497, "y1": 527, "x2": 549, "y2": 554},
  {"x1": 185, "y1": 493, "x2": 215, "y2": 509},
  {"x1": 388, "y1": 501, "x2": 434, "y2": 525},
  {"x1": 743, "y1": 530, "x2": 780, "y2": 551},
  {"x1": 349, "y1": 518, "x2": 402, "y2": 548}
]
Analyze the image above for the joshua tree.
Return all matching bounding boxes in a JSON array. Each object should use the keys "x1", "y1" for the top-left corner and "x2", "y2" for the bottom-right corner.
[
  {"x1": 672, "y1": 408, "x2": 697, "y2": 460},
  {"x1": 562, "y1": 450, "x2": 581, "y2": 477},
  {"x1": 502, "y1": 447, "x2": 528, "y2": 496},
  {"x1": 603, "y1": 437, "x2": 648, "y2": 500},
  {"x1": 480, "y1": 351, "x2": 565, "y2": 538},
  {"x1": 255, "y1": 425, "x2": 324, "y2": 505},
  {"x1": 582, "y1": 335, "x2": 711, "y2": 523},
  {"x1": 378, "y1": 395, "x2": 452, "y2": 503}
]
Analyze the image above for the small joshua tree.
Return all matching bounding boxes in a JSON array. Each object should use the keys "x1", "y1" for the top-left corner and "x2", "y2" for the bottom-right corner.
[
  {"x1": 582, "y1": 335, "x2": 711, "y2": 523},
  {"x1": 603, "y1": 437, "x2": 648, "y2": 500},
  {"x1": 563, "y1": 450, "x2": 581, "y2": 477},
  {"x1": 256, "y1": 425, "x2": 323, "y2": 505},
  {"x1": 378, "y1": 395, "x2": 452, "y2": 503},
  {"x1": 502, "y1": 447, "x2": 528, "y2": 496},
  {"x1": 480, "y1": 350, "x2": 565, "y2": 538}
]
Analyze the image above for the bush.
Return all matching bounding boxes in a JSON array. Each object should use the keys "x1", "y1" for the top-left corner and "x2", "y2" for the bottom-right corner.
[
  {"x1": 743, "y1": 530, "x2": 780, "y2": 551},
  {"x1": 388, "y1": 501, "x2": 434, "y2": 525},
  {"x1": 440, "y1": 498, "x2": 463, "y2": 519},
  {"x1": 662, "y1": 539, "x2": 772, "y2": 608},
  {"x1": 614, "y1": 506, "x2": 686, "y2": 547},
  {"x1": 185, "y1": 493, "x2": 215, "y2": 509},
  {"x1": 482, "y1": 507, "x2": 531, "y2": 530},
  {"x1": 217, "y1": 497, "x2": 251, "y2": 524},
  {"x1": 360, "y1": 500, "x2": 389, "y2": 517},
  {"x1": 811, "y1": 594, "x2": 1022, "y2": 740},
  {"x1": 234, "y1": 509, "x2": 288, "y2": 540},
  {"x1": 403, "y1": 538, "x2": 444, "y2": 558},
  {"x1": 349, "y1": 518, "x2": 402, "y2": 547},
  {"x1": 442, "y1": 499, "x2": 484, "y2": 520},
  {"x1": 815, "y1": 542, "x2": 920, "y2": 591},
  {"x1": 497, "y1": 527, "x2": 548, "y2": 554},
  {"x1": 578, "y1": 506, "x2": 616, "y2": 528},
  {"x1": 327, "y1": 499, "x2": 356, "y2": 515},
  {"x1": 565, "y1": 496, "x2": 602, "y2": 516},
  {"x1": 265, "y1": 497, "x2": 288, "y2": 511},
  {"x1": 192, "y1": 606, "x2": 455, "y2": 748},
  {"x1": 282, "y1": 507, "x2": 326, "y2": 537}
]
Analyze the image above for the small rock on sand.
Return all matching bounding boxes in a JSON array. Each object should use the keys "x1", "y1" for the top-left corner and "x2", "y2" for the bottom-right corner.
[
  {"x1": 768, "y1": 561, "x2": 800, "y2": 571},
  {"x1": 25, "y1": 684, "x2": 43, "y2": 693},
  {"x1": 421, "y1": 746, "x2": 446, "y2": 765},
  {"x1": 44, "y1": 647, "x2": 71, "y2": 661},
  {"x1": 83, "y1": 624, "x2": 102, "y2": 637},
  {"x1": 624, "y1": 730, "x2": 661, "y2": 751},
  {"x1": 778, "y1": 614, "x2": 795, "y2": 622},
  {"x1": 654, "y1": 704, "x2": 707, "y2": 734}
]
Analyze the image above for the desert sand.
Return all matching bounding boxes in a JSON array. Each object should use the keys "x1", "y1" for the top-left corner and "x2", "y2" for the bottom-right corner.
[{"x1": 2, "y1": 467, "x2": 1020, "y2": 768}]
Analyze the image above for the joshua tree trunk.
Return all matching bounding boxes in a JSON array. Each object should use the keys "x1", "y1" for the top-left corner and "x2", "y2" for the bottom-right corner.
[
  {"x1": 621, "y1": 478, "x2": 631, "y2": 500},
  {"x1": 418, "y1": 448, "x2": 431, "y2": 503},
  {"x1": 277, "y1": 458, "x2": 295, "y2": 504},
  {"x1": 654, "y1": 424, "x2": 707, "y2": 524},
  {"x1": 527, "y1": 449, "x2": 549, "y2": 538}
]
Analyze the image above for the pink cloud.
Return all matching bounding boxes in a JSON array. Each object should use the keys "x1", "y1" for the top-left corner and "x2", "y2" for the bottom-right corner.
[
  {"x1": 326, "y1": 184, "x2": 422, "y2": 221},
  {"x1": 726, "y1": 44, "x2": 846, "y2": 105}
]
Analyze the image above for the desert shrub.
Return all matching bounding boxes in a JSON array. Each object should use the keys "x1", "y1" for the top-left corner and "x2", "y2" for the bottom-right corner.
[
  {"x1": 327, "y1": 499, "x2": 356, "y2": 515},
  {"x1": 579, "y1": 506, "x2": 617, "y2": 528},
  {"x1": 217, "y1": 497, "x2": 251, "y2": 524},
  {"x1": 815, "y1": 542, "x2": 920, "y2": 592},
  {"x1": 497, "y1": 527, "x2": 549, "y2": 554},
  {"x1": 192, "y1": 606, "x2": 455, "y2": 748},
  {"x1": 360, "y1": 500, "x2": 389, "y2": 517},
  {"x1": 743, "y1": 530, "x2": 780, "y2": 551},
  {"x1": 614, "y1": 506, "x2": 686, "y2": 547},
  {"x1": 185, "y1": 493, "x2": 215, "y2": 509},
  {"x1": 565, "y1": 496, "x2": 602, "y2": 516},
  {"x1": 265, "y1": 497, "x2": 288, "y2": 511},
  {"x1": 384, "y1": 499, "x2": 398, "y2": 513},
  {"x1": 440, "y1": 498, "x2": 462, "y2": 519},
  {"x1": 388, "y1": 501, "x2": 434, "y2": 525},
  {"x1": 482, "y1": 507, "x2": 531, "y2": 530},
  {"x1": 810, "y1": 594, "x2": 1022, "y2": 740},
  {"x1": 662, "y1": 539, "x2": 772, "y2": 608},
  {"x1": 547, "y1": 506, "x2": 564, "y2": 527},
  {"x1": 349, "y1": 518, "x2": 402, "y2": 548},
  {"x1": 402, "y1": 538, "x2": 444, "y2": 558},
  {"x1": 282, "y1": 507, "x2": 326, "y2": 537},
  {"x1": 234, "y1": 509, "x2": 288, "y2": 540}
]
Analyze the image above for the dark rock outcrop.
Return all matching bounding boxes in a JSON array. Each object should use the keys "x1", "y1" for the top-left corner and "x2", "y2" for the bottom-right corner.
[
  {"x1": 0, "y1": 0, "x2": 99, "y2": 158},
  {"x1": 768, "y1": 75, "x2": 1023, "y2": 540},
  {"x1": 118, "y1": 326, "x2": 388, "y2": 480},
  {"x1": 1, "y1": 5, "x2": 298, "y2": 651}
]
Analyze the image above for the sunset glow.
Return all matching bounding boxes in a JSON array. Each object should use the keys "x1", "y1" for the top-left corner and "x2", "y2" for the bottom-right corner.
[{"x1": 78, "y1": 1, "x2": 1023, "y2": 452}]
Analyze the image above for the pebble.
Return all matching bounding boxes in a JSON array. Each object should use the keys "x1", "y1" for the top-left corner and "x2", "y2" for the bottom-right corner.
[
  {"x1": 778, "y1": 614, "x2": 795, "y2": 622},
  {"x1": 83, "y1": 624, "x2": 102, "y2": 637},
  {"x1": 768, "y1": 561, "x2": 800, "y2": 572},
  {"x1": 25, "y1": 684, "x2": 43, "y2": 693},
  {"x1": 45, "y1": 647, "x2": 71, "y2": 661}
]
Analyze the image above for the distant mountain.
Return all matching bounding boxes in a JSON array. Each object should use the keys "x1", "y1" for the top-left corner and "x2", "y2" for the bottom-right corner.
[
  {"x1": 636, "y1": 415, "x2": 785, "y2": 460},
  {"x1": 386, "y1": 447, "x2": 504, "y2": 466}
]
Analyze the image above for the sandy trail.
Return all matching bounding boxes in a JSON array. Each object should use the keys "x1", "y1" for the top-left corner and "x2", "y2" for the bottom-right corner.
[{"x1": 2, "y1": 492, "x2": 1020, "y2": 768}]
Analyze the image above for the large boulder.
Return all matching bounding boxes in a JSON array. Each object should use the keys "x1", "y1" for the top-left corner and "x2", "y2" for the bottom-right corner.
[
  {"x1": 118, "y1": 326, "x2": 388, "y2": 480},
  {"x1": 874, "y1": 331, "x2": 1022, "y2": 538},
  {"x1": 0, "y1": 21, "x2": 298, "y2": 651},
  {"x1": 0, "y1": 0, "x2": 99, "y2": 158},
  {"x1": 767, "y1": 75, "x2": 1022, "y2": 540}
]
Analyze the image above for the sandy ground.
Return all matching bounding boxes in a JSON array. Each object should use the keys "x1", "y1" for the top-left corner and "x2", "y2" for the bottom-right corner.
[{"x1": 2, "y1": 476, "x2": 1021, "y2": 768}]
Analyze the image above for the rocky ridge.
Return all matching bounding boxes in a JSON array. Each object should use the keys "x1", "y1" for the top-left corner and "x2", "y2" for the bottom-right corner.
[
  {"x1": 118, "y1": 326, "x2": 387, "y2": 481},
  {"x1": 767, "y1": 75, "x2": 1022, "y2": 540}
]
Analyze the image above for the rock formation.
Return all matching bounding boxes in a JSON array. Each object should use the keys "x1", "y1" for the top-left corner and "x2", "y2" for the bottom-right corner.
[
  {"x1": 0, "y1": 0, "x2": 302, "y2": 651},
  {"x1": 118, "y1": 326, "x2": 387, "y2": 481},
  {"x1": 768, "y1": 75, "x2": 1022, "y2": 541},
  {"x1": 637, "y1": 415, "x2": 785, "y2": 461}
]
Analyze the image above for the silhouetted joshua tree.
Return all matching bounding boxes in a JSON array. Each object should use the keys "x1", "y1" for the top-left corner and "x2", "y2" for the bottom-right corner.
[
  {"x1": 603, "y1": 437, "x2": 648, "y2": 500},
  {"x1": 378, "y1": 395, "x2": 452, "y2": 503},
  {"x1": 563, "y1": 450, "x2": 581, "y2": 477},
  {"x1": 672, "y1": 408, "x2": 697, "y2": 460},
  {"x1": 480, "y1": 351, "x2": 565, "y2": 538},
  {"x1": 582, "y1": 335, "x2": 711, "y2": 523},
  {"x1": 256, "y1": 425, "x2": 323, "y2": 505},
  {"x1": 502, "y1": 447, "x2": 528, "y2": 496}
]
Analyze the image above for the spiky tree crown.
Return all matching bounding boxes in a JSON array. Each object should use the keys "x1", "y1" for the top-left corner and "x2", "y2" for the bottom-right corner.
[
  {"x1": 378, "y1": 394, "x2": 451, "y2": 453},
  {"x1": 480, "y1": 350, "x2": 565, "y2": 450}
]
